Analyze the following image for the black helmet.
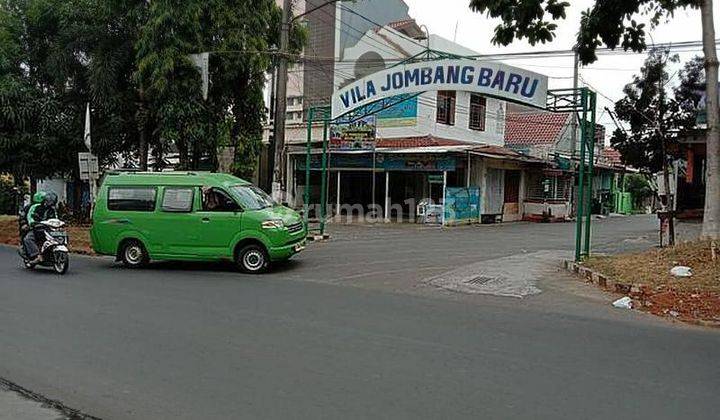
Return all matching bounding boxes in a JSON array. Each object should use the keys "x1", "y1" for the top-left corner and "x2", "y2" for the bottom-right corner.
[{"x1": 43, "y1": 191, "x2": 58, "y2": 207}]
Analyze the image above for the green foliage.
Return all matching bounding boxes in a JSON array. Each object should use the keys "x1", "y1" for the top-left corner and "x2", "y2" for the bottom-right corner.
[
  {"x1": 624, "y1": 173, "x2": 655, "y2": 208},
  {"x1": 0, "y1": 176, "x2": 20, "y2": 214},
  {"x1": 674, "y1": 56, "x2": 705, "y2": 126},
  {"x1": 468, "y1": 0, "x2": 701, "y2": 65},
  {"x1": 610, "y1": 51, "x2": 700, "y2": 173},
  {"x1": 1, "y1": 0, "x2": 303, "y2": 181}
]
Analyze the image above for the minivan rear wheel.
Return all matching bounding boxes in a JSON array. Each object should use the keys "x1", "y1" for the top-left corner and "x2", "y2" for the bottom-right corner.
[
  {"x1": 120, "y1": 240, "x2": 149, "y2": 268},
  {"x1": 236, "y1": 244, "x2": 269, "y2": 274}
]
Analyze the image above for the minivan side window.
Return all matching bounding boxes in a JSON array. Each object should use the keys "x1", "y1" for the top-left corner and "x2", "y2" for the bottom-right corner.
[
  {"x1": 201, "y1": 188, "x2": 239, "y2": 212},
  {"x1": 161, "y1": 188, "x2": 194, "y2": 213},
  {"x1": 108, "y1": 187, "x2": 156, "y2": 211}
]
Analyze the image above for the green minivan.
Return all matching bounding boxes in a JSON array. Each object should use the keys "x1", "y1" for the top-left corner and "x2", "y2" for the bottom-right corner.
[{"x1": 90, "y1": 172, "x2": 307, "y2": 273}]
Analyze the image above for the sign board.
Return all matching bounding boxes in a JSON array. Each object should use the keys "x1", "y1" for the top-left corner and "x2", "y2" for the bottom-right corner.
[
  {"x1": 444, "y1": 187, "x2": 481, "y2": 225},
  {"x1": 332, "y1": 59, "x2": 548, "y2": 119},
  {"x1": 428, "y1": 174, "x2": 444, "y2": 183},
  {"x1": 376, "y1": 94, "x2": 418, "y2": 127},
  {"x1": 78, "y1": 152, "x2": 99, "y2": 181},
  {"x1": 297, "y1": 153, "x2": 456, "y2": 172},
  {"x1": 330, "y1": 115, "x2": 377, "y2": 150}
]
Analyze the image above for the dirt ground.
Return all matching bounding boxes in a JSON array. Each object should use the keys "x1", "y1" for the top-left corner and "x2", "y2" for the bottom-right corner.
[
  {"x1": 586, "y1": 240, "x2": 720, "y2": 324},
  {"x1": 0, "y1": 216, "x2": 94, "y2": 254}
]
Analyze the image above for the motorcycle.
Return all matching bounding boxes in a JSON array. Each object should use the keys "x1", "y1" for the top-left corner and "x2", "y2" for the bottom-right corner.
[{"x1": 19, "y1": 219, "x2": 70, "y2": 274}]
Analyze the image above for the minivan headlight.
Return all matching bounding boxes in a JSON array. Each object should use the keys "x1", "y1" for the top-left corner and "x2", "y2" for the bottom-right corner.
[{"x1": 261, "y1": 219, "x2": 285, "y2": 229}]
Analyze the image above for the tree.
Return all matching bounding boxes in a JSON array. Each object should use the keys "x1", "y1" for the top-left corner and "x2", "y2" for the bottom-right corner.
[
  {"x1": 610, "y1": 50, "x2": 679, "y2": 173},
  {"x1": 610, "y1": 49, "x2": 687, "y2": 243},
  {"x1": 1, "y1": 0, "x2": 303, "y2": 185},
  {"x1": 134, "y1": 0, "x2": 301, "y2": 177},
  {"x1": 469, "y1": 0, "x2": 719, "y2": 240},
  {"x1": 0, "y1": 0, "x2": 87, "y2": 183}
]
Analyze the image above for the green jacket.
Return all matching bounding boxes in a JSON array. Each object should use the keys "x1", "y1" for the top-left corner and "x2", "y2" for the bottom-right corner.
[{"x1": 27, "y1": 204, "x2": 56, "y2": 226}]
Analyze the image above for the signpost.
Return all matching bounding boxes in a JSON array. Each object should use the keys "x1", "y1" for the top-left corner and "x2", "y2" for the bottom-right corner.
[
  {"x1": 78, "y1": 153, "x2": 99, "y2": 181},
  {"x1": 81, "y1": 103, "x2": 99, "y2": 215}
]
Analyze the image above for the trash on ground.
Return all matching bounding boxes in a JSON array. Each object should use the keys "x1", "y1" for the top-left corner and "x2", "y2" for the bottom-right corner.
[
  {"x1": 670, "y1": 266, "x2": 693, "y2": 278},
  {"x1": 612, "y1": 296, "x2": 633, "y2": 309}
]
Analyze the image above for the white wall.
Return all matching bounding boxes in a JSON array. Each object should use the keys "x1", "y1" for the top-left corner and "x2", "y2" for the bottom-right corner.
[
  {"x1": 36, "y1": 178, "x2": 67, "y2": 204},
  {"x1": 337, "y1": 27, "x2": 507, "y2": 146},
  {"x1": 377, "y1": 92, "x2": 506, "y2": 145}
]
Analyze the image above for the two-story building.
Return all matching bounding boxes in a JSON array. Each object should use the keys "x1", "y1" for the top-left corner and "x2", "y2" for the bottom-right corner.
[{"x1": 265, "y1": 0, "x2": 572, "y2": 223}]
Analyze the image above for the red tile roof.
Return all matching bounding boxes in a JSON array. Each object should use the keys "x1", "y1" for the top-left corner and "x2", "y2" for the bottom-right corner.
[
  {"x1": 601, "y1": 147, "x2": 623, "y2": 166},
  {"x1": 504, "y1": 112, "x2": 572, "y2": 146},
  {"x1": 376, "y1": 135, "x2": 469, "y2": 149},
  {"x1": 387, "y1": 18, "x2": 416, "y2": 30}
]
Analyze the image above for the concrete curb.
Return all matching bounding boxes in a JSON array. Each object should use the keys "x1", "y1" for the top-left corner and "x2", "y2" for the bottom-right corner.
[
  {"x1": 564, "y1": 260, "x2": 720, "y2": 328},
  {"x1": 564, "y1": 260, "x2": 627, "y2": 293}
]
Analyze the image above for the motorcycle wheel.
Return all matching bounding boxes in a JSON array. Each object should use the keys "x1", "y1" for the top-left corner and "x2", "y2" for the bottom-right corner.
[{"x1": 53, "y1": 251, "x2": 69, "y2": 275}]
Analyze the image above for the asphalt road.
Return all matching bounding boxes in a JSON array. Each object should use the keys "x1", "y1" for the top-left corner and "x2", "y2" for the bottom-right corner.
[{"x1": 1, "y1": 216, "x2": 718, "y2": 419}]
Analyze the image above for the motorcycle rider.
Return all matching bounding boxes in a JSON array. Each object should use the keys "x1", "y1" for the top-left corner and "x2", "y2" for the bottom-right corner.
[{"x1": 22, "y1": 191, "x2": 58, "y2": 264}]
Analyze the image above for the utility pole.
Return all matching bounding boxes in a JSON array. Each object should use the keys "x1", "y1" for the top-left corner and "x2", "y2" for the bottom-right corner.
[
  {"x1": 658, "y1": 52, "x2": 675, "y2": 246},
  {"x1": 570, "y1": 46, "x2": 580, "y2": 218},
  {"x1": 272, "y1": 0, "x2": 292, "y2": 203},
  {"x1": 571, "y1": 46, "x2": 579, "y2": 158}
]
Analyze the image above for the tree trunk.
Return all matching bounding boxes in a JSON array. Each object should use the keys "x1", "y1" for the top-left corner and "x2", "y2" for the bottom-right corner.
[
  {"x1": 701, "y1": 0, "x2": 720, "y2": 240},
  {"x1": 138, "y1": 125, "x2": 148, "y2": 171},
  {"x1": 138, "y1": 90, "x2": 149, "y2": 171}
]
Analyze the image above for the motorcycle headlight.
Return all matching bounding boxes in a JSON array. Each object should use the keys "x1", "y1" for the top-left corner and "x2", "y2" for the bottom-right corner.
[{"x1": 261, "y1": 219, "x2": 285, "y2": 229}]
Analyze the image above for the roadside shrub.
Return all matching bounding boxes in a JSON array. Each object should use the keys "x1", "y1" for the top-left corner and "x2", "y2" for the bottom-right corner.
[
  {"x1": 0, "y1": 177, "x2": 22, "y2": 215},
  {"x1": 625, "y1": 174, "x2": 655, "y2": 210}
]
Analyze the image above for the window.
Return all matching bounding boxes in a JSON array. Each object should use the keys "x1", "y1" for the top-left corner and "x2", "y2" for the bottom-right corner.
[
  {"x1": 201, "y1": 188, "x2": 240, "y2": 212},
  {"x1": 286, "y1": 111, "x2": 302, "y2": 121},
  {"x1": 108, "y1": 188, "x2": 156, "y2": 211},
  {"x1": 526, "y1": 173, "x2": 572, "y2": 202},
  {"x1": 469, "y1": 94, "x2": 487, "y2": 131},
  {"x1": 162, "y1": 188, "x2": 194, "y2": 212},
  {"x1": 436, "y1": 91, "x2": 456, "y2": 125},
  {"x1": 230, "y1": 185, "x2": 276, "y2": 211}
]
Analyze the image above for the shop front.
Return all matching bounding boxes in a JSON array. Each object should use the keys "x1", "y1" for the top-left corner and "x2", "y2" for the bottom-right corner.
[{"x1": 290, "y1": 147, "x2": 468, "y2": 222}]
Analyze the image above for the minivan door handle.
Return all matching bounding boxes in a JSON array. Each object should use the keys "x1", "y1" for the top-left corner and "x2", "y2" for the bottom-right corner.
[{"x1": 201, "y1": 217, "x2": 210, "y2": 223}]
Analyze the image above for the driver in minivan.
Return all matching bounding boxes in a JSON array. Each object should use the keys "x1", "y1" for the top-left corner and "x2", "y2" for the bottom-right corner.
[{"x1": 202, "y1": 187, "x2": 220, "y2": 211}]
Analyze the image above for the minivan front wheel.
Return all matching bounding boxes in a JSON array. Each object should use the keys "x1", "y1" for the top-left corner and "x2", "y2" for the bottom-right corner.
[
  {"x1": 120, "y1": 240, "x2": 149, "y2": 268},
  {"x1": 236, "y1": 244, "x2": 269, "y2": 274}
]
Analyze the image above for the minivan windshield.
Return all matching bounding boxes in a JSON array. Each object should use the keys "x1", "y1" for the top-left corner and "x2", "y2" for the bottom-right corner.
[{"x1": 230, "y1": 185, "x2": 276, "y2": 211}]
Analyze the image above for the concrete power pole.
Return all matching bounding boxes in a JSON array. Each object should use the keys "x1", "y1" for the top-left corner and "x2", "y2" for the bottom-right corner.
[
  {"x1": 570, "y1": 47, "x2": 579, "y2": 158},
  {"x1": 570, "y1": 46, "x2": 580, "y2": 217},
  {"x1": 272, "y1": 0, "x2": 293, "y2": 202}
]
